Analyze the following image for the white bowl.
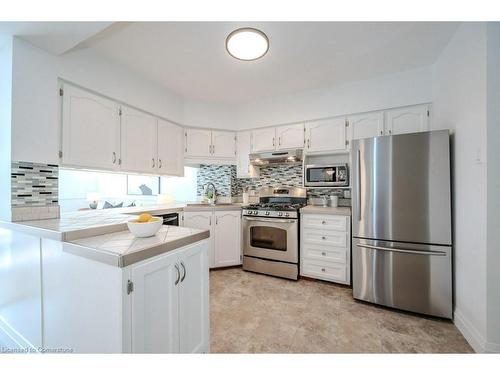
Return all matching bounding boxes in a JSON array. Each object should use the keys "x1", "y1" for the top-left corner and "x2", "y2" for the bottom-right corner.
[{"x1": 127, "y1": 217, "x2": 163, "y2": 238}]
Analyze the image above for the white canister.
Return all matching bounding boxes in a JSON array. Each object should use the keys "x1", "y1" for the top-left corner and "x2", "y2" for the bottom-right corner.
[{"x1": 330, "y1": 195, "x2": 339, "y2": 208}]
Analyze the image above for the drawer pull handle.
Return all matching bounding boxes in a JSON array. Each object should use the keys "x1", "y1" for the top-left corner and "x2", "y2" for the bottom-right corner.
[
  {"x1": 322, "y1": 236, "x2": 326, "y2": 240},
  {"x1": 322, "y1": 221, "x2": 326, "y2": 225},
  {"x1": 322, "y1": 252, "x2": 326, "y2": 256},
  {"x1": 321, "y1": 268, "x2": 326, "y2": 272}
]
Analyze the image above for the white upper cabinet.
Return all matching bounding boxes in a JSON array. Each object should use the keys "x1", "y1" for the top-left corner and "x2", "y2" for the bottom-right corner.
[
  {"x1": 61, "y1": 84, "x2": 120, "y2": 170},
  {"x1": 214, "y1": 211, "x2": 241, "y2": 268},
  {"x1": 184, "y1": 129, "x2": 236, "y2": 160},
  {"x1": 276, "y1": 123, "x2": 305, "y2": 149},
  {"x1": 236, "y1": 131, "x2": 259, "y2": 178},
  {"x1": 185, "y1": 129, "x2": 212, "y2": 158},
  {"x1": 157, "y1": 119, "x2": 184, "y2": 176},
  {"x1": 251, "y1": 127, "x2": 276, "y2": 153},
  {"x1": 120, "y1": 106, "x2": 157, "y2": 173},
  {"x1": 211, "y1": 131, "x2": 236, "y2": 158},
  {"x1": 305, "y1": 117, "x2": 347, "y2": 153},
  {"x1": 348, "y1": 111, "x2": 384, "y2": 141},
  {"x1": 385, "y1": 104, "x2": 429, "y2": 135}
]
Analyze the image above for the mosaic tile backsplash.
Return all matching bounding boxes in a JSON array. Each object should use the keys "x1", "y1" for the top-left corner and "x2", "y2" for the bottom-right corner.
[
  {"x1": 197, "y1": 164, "x2": 351, "y2": 206},
  {"x1": 11, "y1": 161, "x2": 60, "y2": 221}
]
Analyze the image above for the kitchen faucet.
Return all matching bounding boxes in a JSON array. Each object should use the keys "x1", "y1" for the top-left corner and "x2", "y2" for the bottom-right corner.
[{"x1": 204, "y1": 182, "x2": 217, "y2": 204}]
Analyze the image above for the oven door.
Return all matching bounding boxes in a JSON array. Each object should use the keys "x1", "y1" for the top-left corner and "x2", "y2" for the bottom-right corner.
[{"x1": 243, "y1": 216, "x2": 298, "y2": 263}]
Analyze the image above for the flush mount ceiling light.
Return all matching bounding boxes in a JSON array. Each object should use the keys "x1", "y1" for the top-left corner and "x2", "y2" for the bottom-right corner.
[{"x1": 226, "y1": 28, "x2": 269, "y2": 61}]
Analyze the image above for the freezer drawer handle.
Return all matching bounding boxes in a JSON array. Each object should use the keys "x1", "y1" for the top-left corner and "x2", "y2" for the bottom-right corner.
[{"x1": 357, "y1": 244, "x2": 447, "y2": 256}]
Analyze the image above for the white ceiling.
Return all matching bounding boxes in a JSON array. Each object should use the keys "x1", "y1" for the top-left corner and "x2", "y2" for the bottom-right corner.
[
  {"x1": 0, "y1": 22, "x2": 112, "y2": 55},
  {"x1": 81, "y1": 22, "x2": 459, "y2": 104},
  {"x1": 1, "y1": 21, "x2": 459, "y2": 104}
]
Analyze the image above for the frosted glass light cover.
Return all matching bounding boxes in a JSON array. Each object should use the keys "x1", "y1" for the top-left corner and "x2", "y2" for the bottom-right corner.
[{"x1": 226, "y1": 28, "x2": 269, "y2": 61}]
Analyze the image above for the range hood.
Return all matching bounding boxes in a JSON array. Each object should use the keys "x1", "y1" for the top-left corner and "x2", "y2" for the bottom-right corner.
[{"x1": 250, "y1": 149, "x2": 303, "y2": 166}]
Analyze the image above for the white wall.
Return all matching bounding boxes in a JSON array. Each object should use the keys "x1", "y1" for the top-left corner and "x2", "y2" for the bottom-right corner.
[
  {"x1": 0, "y1": 36, "x2": 13, "y2": 221},
  {"x1": 10, "y1": 37, "x2": 184, "y2": 165},
  {"x1": 486, "y1": 22, "x2": 500, "y2": 351},
  {"x1": 235, "y1": 66, "x2": 433, "y2": 129},
  {"x1": 182, "y1": 97, "x2": 237, "y2": 130},
  {"x1": 432, "y1": 22, "x2": 488, "y2": 352}
]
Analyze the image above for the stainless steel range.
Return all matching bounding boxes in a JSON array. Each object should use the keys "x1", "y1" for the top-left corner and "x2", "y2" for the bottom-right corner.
[{"x1": 242, "y1": 187, "x2": 307, "y2": 280}]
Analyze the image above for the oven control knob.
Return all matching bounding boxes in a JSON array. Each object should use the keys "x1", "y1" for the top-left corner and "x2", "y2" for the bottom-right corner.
[
  {"x1": 285, "y1": 213, "x2": 290, "y2": 217},
  {"x1": 265, "y1": 211, "x2": 270, "y2": 216},
  {"x1": 253, "y1": 211, "x2": 258, "y2": 215},
  {"x1": 278, "y1": 212, "x2": 283, "y2": 217}
]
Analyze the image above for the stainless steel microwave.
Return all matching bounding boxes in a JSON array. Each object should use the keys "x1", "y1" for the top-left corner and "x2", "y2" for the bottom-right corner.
[{"x1": 304, "y1": 164, "x2": 349, "y2": 187}]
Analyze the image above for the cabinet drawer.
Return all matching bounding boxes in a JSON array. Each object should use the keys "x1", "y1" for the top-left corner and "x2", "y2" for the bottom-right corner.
[
  {"x1": 302, "y1": 228, "x2": 347, "y2": 248},
  {"x1": 302, "y1": 243, "x2": 347, "y2": 264},
  {"x1": 302, "y1": 214, "x2": 348, "y2": 232},
  {"x1": 301, "y1": 259, "x2": 347, "y2": 283}
]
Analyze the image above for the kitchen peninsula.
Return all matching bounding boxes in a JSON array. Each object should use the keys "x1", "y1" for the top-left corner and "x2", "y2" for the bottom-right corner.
[{"x1": 0, "y1": 204, "x2": 214, "y2": 353}]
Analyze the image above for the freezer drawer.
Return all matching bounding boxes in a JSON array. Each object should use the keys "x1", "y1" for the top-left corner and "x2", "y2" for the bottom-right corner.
[{"x1": 352, "y1": 239, "x2": 452, "y2": 318}]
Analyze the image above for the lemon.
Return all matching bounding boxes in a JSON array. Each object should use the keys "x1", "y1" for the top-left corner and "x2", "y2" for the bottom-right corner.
[{"x1": 137, "y1": 213, "x2": 153, "y2": 223}]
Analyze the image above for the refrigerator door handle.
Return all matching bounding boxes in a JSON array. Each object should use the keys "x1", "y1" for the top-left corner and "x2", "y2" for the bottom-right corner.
[
  {"x1": 357, "y1": 243, "x2": 447, "y2": 256},
  {"x1": 357, "y1": 149, "x2": 361, "y2": 221}
]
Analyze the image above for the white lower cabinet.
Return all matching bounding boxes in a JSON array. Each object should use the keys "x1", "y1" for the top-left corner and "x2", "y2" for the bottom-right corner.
[
  {"x1": 300, "y1": 213, "x2": 351, "y2": 285},
  {"x1": 183, "y1": 210, "x2": 241, "y2": 269},
  {"x1": 126, "y1": 240, "x2": 209, "y2": 353}
]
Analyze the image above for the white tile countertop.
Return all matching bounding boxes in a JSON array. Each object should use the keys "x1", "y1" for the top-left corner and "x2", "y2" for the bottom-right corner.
[
  {"x1": 66, "y1": 225, "x2": 210, "y2": 267},
  {"x1": 0, "y1": 203, "x2": 187, "y2": 241},
  {"x1": 300, "y1": 205, "x2": 352, "y2": 216}
]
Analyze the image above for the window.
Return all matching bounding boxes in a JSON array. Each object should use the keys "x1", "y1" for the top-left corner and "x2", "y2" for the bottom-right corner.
[{"x1": 127, "y1": 175, "x2": 160, "y2": 196}]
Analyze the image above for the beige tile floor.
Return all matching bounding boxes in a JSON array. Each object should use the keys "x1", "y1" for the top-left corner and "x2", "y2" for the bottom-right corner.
[{"x1": 209, "y1": 267, "x2": 473, "y2": 353}]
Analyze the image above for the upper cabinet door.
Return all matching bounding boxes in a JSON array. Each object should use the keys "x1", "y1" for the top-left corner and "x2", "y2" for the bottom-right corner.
[
  {"x1": 384, "y1": 104, "x2": 429, "y2": 136},
  {"x1": 157, "y1": 119, "x2": 184, "y2": 176},
  {"x1": 61, "y1": 84, "x2": 120, "y2": 170},
  {"x1": 305, "y1": 117, "x2": 347, "y2": 153},
  {"x1": 185, "y1": 129, "x2": 212, "y2": 158},
  {"x1": 211, "y1": 131, "x2": 236, "y2": 159},
  {"x1": 130, "y1": 251, "x2": 180, "y2": 353},
  {"x1": 252, "y1": 128, "x2": 276, "y2": 153},
  {"x1": 236, "y1": 131, "x2": 259, "y2": 178},
  {"x1": 120, "y1": 106, "x2": 157, "y2": 173},
  {"x1": 348, "y1": 112, "x2": 384, "y2": 142},
  {"x1": 276, "y1": 123, "x2": 305, "y2": 150},
  {"x1": 178, "y1": 242, "x2": 209, "y2": 353}
]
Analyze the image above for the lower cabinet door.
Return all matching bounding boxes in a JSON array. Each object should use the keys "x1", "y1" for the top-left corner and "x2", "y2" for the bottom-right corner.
[
  {"x1": 129, "y1": 252, "x2": 180, "y2": 353},
  {"x1": 179, "y1": 242, "x2": 209, "y2": 353},
  {"x1": 214, "y1": 211, "x2": 241, "y2": 267},
  {"x1": 183, "y1": 211, "x2": 215, "y2": 268}
]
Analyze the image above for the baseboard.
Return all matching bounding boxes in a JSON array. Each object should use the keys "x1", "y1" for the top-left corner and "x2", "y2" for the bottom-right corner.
[
  {"x1": 0, "y1": 316, "x2": 37, "y2": 352},
  {"x1": 486, "y1": 340, "x2": 500, "y2": 353},
  {"x1": 454, "y1": 309, "x2": 485, "y2": 353}
]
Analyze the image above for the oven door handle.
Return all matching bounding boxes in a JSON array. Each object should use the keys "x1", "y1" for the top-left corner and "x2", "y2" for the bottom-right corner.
[{"x1": 243, "y1": 217, "x2": 297, "y2": 223}]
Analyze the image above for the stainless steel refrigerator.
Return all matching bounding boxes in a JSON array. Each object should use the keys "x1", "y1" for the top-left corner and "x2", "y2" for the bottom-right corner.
[{"x1": 351, "y1": 130, "x2": 453, "y2": 319}]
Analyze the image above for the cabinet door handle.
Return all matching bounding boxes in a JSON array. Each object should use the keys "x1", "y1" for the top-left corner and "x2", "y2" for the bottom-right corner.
[
  {"x1": 279, "y1": 137, "x2": 281, "y2": 146},
  {"x1": 174, "y1": 264, "x2": 180, "y2": 285},
  {"x1": 209, "y1": 216, "x2": 211, "y2": 226},
  {"x1": 158, "y1": 159, "x2": 162, "y2": 169},
  {"x1": 307, "y1": 139, "x2": 310, "y2": 148},
  {"x1": 321, "y1": 268, "x2": 326, "y2": 272},
  {"x1": 272, "y1": 138, "x2": 275, "y2": 147},
  {"x1": 112, "y1": 152, "x2": 116, "y2": 164},
  {"x1": 152, "y1": 158, "x2": 155, "y2": 168},
  {"x1": 180, "y1": 261, "x2": 186, "y2": 282}
]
